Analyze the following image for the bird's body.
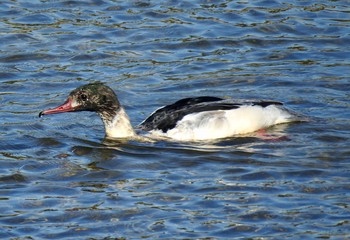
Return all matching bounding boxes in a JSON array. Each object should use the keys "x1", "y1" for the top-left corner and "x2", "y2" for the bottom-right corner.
[{"x1": 39, "y1": 83, "x2": 304, "y2": 141}]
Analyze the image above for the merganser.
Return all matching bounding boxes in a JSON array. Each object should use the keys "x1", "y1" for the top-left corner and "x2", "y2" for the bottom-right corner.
[{"x1": 39, "y1": 83, "x2": 304, "y2": 141}]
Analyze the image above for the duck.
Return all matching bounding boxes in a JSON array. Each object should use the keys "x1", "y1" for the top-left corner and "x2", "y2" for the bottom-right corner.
[{"x1": 39, "y1": 83, "x2": 304, "y2": 141}]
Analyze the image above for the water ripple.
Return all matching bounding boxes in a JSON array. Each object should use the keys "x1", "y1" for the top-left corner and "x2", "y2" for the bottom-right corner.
[{"x1": 0, "y1": 0, "x2": 349, "y2": 239}]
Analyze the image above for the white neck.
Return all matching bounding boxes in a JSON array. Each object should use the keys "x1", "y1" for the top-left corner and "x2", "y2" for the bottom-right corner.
[{"x1": 100, "y1": 107, "x2": 136, "y2": 139}]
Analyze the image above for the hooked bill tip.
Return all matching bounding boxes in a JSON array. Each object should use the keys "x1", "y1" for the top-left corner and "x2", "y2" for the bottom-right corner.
[{"x1": 38, "y1": 111, "x2": 44, "y2": 118}]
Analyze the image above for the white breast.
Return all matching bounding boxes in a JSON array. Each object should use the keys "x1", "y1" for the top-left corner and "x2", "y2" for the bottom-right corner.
[{"x1": 149, "y1": 105, "x2": 295, "y2": 141}]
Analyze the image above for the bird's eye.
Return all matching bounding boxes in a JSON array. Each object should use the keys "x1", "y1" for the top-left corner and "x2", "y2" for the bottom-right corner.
[{"x1": 80, "y1": 93, "x2": 88, "y2": 101}]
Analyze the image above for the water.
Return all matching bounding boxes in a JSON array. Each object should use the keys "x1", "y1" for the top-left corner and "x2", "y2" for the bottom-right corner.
[{"x1": 1, "y1": 0, "x2": 349, "y2": 239}]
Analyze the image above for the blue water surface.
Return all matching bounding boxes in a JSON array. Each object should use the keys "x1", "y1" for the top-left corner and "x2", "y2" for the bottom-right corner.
[{"x1": 0, "y1": 0, "x2": 349, "y2": 239}]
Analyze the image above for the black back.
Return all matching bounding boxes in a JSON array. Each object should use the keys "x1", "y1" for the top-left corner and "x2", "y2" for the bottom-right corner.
[{"x1": 139, "y1": 96, "x2": 283, "y2": 132}]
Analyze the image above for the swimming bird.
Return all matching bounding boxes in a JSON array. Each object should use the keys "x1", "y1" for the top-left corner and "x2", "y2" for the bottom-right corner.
[{"x1": 39, "y1": 83, "x2": 303, "y2": 141}]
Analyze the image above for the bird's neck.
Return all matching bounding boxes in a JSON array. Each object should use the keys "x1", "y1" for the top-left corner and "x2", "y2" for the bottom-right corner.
[{"x1": 99, "y1": 107, "x2": 136, "y2": 139}]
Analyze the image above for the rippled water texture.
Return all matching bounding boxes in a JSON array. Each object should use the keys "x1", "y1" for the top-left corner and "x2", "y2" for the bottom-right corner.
[{"x1": 1, "y1": 0, "x2": 349, "y2": 239}]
